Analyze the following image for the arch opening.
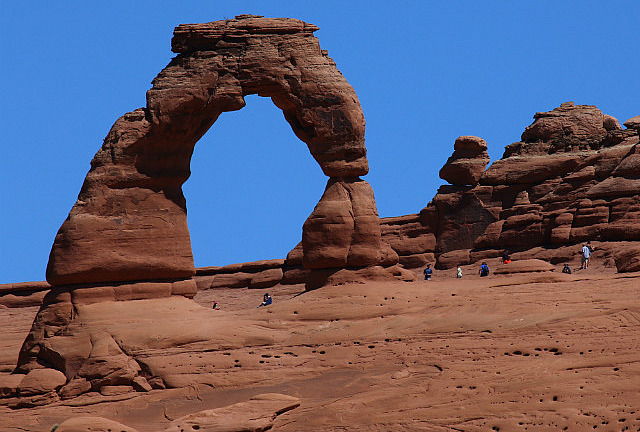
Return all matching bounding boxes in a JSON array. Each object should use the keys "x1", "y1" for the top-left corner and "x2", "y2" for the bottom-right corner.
[{"x1": 184, "y1": 94, "x2": 325, "y2": 267}]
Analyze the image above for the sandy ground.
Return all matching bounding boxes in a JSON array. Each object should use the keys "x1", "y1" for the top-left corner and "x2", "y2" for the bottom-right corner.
[{"x1": 1, "y1": 263, "x2": 639, "y2": 431}]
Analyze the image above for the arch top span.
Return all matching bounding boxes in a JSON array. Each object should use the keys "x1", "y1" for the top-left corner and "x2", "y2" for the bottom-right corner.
[
  {"x1": 46, "y1": 16, "x2": 387, "y2": 288},
  {"x1": 147, "y1": 15, "x2": 368, "y2": 178}
]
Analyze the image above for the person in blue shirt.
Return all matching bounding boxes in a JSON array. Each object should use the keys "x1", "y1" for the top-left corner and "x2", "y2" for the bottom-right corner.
[
  {"x1": 257, "y1": 293, "x2": 272, "y2": 308},
  {"x1": 423, "y1": 264, "x2": 433, "y2": 281},
  {"x1": 479, "y1": 262, "x2": 490, "y2": 277}
]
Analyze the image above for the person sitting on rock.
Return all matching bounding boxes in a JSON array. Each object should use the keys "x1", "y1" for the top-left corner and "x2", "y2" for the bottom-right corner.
[
  {"x1": 479, "y1": 262, "x2": 490, "y2": 277},
  {"x1": 423, "y1": 264, "x2": 433, "y2": 281},
  {"x1": 562, "y1": 263, "x2": 572, "y2": 274},
  {"x1": 257, "y1": 293, "x2": 272, "y2": 308},
  {"x1": 212, "y1": 301, "x2": 220, "y2": 310},
  {"x1": 502, "y1": 250, "x2": 512, "y2": 264},
  {"x1": 456, "y1": 266, "x2": 462, "y2": 278}
]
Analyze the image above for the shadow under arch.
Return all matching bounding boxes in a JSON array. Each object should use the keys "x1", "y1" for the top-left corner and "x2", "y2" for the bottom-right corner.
[{"x1": 45, "y1": 16, "x2": 387, "y2": 289}]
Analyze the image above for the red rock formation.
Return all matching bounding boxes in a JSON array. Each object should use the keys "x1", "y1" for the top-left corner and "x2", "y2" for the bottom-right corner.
[
  {"x1": 46, "y1": 15, "x2": 383, "y2": 289},
  {"x1": 15, "y1": 16, "x2": 401, "y2": 394},
  {"x1": 382, "y1": 103, "x2": 640, "y2": 271},
  {"x1": 439, "y1": 136, "x2": 490, "y2": 186}
]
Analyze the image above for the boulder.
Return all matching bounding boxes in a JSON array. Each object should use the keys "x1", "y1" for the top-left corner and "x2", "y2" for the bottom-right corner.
[
  {"x1": 624, "y1": 115, "x2": 640, "y2": 130},
  {"x1": 281, "y1": 267, "x2": 309, "y2": 285},
  {"x1": 211, "y1": 273, "x2": 253, "y2": 289},
  {"x1": 398, "y1": 253, "x2": 435, "y2": 269},
  {"x1": 614, "y1": 247, "x2": 640, "y2": 272},
  {"x1": 493, "y1": 259, "x2": 555, "y2": 274},
  {"x1": 439, "y1": 136, "x2": 490, "y2": 186},
  {"x1": 59, "y1": 378, "x2": 92, "y2": 399},
  {"x1": 249, "y1": 268, "x2": 284, "y2": 289},
  {"x1": 17, "y1": 368, "x2": 67, "y2": 396}
]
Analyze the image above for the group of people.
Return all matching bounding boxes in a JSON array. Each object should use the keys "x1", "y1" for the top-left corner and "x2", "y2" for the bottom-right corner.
[
  {"x1": 423, "y1": 261, "x2": 490, "y2": 280},
  {"x1": 423, "y1": 243, "x2": 595, "y2": 280},
  {"x1": 580, "y1": 242, "x2": 593, "y2": 269}
]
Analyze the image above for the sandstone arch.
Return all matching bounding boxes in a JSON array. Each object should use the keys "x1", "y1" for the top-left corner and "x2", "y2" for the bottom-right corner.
[{"x1": 46, "y1": 16, "x2": 388, "y2": 288}]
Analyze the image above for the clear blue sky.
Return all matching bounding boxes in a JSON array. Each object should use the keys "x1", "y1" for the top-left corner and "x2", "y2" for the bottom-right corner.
[{"x1": 1, "y1": 1, "x2": 638, "y2": 284}]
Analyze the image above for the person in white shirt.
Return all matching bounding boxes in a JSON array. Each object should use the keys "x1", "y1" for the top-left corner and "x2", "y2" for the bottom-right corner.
[{"x1": 581, "y1": 244, "x2": 591, "y2": 269}]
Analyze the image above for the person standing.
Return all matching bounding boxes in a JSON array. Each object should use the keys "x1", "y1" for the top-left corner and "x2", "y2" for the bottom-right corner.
[
  {"x1": 456, "y1": 266, "x2": 462, "y2": 278},
  {"x1": 581, "y1": 243, "x2": 591, "y2": 269},
  {"x1": 424, "y1": 264, "x2": 433, "y2": 281}
]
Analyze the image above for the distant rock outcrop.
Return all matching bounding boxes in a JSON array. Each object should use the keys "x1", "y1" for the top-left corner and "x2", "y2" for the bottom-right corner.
[{"x1": 382, "y1": 102, "x2": 640, "y2": 271}]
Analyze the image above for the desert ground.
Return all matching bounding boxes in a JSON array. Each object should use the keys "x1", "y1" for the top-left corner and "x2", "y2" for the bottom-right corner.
[{"x1": 1, "y1": 259, "x2": 639, "y2": 431}]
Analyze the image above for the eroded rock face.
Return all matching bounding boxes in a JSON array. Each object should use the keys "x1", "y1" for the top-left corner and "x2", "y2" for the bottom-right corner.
[
  {"x1": 303, "y1": 178, "x2": 383, "y2": 269},
  {"x1": 381, "y1": 103, "x2": 640, "y2": 269},
  {"x1": 46, "y1": 15, "x2": 377, "y2": 288}
]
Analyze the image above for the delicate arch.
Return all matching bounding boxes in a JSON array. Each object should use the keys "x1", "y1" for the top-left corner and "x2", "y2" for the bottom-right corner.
[{"x1": 46, "y1": 16, "x2": 384, "y2": 287}]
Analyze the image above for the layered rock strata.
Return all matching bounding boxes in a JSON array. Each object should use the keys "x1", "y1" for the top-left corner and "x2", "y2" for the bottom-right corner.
[{"x1": 381, "y1": 102, "x2": 640, "y2": 270}]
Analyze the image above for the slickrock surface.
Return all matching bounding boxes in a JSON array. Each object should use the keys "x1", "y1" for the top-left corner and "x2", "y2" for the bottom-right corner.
[
  {"x1": 46, "y1": 15, "x2": 385, "y2": 288},
  {"x1": 1, "y1": 263, "x2": 639, "y2": 430}
]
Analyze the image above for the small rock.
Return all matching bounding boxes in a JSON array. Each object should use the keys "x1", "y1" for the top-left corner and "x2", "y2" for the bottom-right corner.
[
  {"x1": 147, "y1": 377, "x2": 166, "y2": 390},
  {"x1": 132, "y1": 376, "x2": 152, "y2": 392},
  {"x1": 59, "y1": 378, "x2": 92, "y2": 399},
  {"x1": 99, "y1": 385, "x2": 133, "y2": 396}
]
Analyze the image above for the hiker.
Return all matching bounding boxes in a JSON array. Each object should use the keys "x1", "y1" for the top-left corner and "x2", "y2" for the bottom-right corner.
[
  {"x1": 424, "y1": 264, "x2": 433, "y2": 281},
  {"x1": 456, "y1": 266, "x2": 462, "y2": 278},
  {"x1": 562, "y1": 263, "x2": 572, "y2": 274},
  {"x1": 257, "y1": 293, "x2": 272, "y2": 308},
  {"x1": 502, "y1": 250, "x2": 512, "y2": 264},
  {"x1": 580, "y1": 243, "x2": 591, "y2": 269},
  {"x1": 212, "y1": 301, "x2": 220, "y2": 310},
  {"x1": 479, "y1": 262, "x2": 490, "y2": 277}
]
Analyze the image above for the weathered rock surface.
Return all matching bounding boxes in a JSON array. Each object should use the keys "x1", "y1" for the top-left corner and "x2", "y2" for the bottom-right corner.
[
  {"x1": 165, "y1": 393, "x2": 300, "y2": 432},
  {"x1": 614, "y1": 245, "x2": 640, "y2": 272},
  {"x1": 623, "y1": 115, "x2": 640, "y2": 130},
  {"x1": 303, "y1": 178, "x2": 385, "y2": 269},
  {"x1": 46, "y1": 15, "x2": 379, "y2": 288},
  {"x1": 55, "y1": 416, "x2": 138, "y2": 432},
  {"x1": 52, "y1": 393, "x2": 300, "y2": 432},
  {"x1": 493, "y1": 259, "x2": 555, "y2": 274},
  {"x1": 439, "y1": 136, "x2": 490, "y2": 186},
  {"x1": 380, "y1": 102, "x2": 640, "y2": 269}
]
